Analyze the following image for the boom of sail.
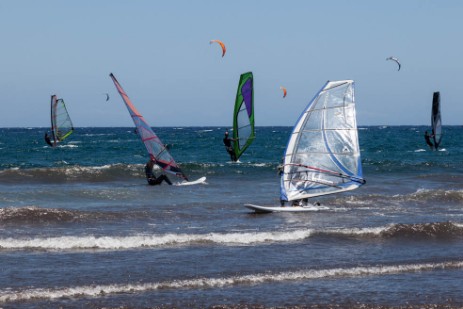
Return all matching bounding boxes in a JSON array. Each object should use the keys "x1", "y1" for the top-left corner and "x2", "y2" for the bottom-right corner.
[
  {"x1": 431, "y1": 91, "x2": 443, "y2": 149},
  {"x1": 109, "y1": 73, "x2": 188, "y2": 180},
  {"x1": 49, "y1": 95, "x2": 74, "y2": 146},
  {"x1": 232, "y1": 72, "x2": 255, "y2": 161},
  {"x1": 280, "y1": 80, "x2": 365, "y2": 202}
]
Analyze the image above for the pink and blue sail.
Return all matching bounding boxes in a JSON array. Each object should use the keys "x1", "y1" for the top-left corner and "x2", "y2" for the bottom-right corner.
[{"x1": 110, "y1": 73, "x2": 188, "y2": 180}]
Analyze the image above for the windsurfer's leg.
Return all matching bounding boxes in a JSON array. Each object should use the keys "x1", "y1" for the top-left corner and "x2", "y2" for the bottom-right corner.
[
  {"x1": 226, "y1": 147, "x2": 236, "y2": 161},
  {"x1": 147, "y1": 177, "x2": 162, "y2": 186},
  {"x1": 160, "y1": 175, "x2": 172, "y2": 185}
]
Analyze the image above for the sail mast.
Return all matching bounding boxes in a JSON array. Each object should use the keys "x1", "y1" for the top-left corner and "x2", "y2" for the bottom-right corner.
[{"x1": 50, "y1": 95, "x2": 57, "y2": 147}]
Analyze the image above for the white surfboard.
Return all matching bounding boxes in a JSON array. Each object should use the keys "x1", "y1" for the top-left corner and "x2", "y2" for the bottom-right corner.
[
  {"x1": 244, "y1": 203, "x2": 329, "y2": 213},
  {"x1": 174, "y1": 176, "x2": 207, "y2": 186}
]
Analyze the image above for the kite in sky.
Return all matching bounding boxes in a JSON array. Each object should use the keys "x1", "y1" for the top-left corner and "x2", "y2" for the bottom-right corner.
[
  {"x1": 386, "y1": 56, "x2": 401, "y2": 71},
  {"x1": 210, "y1": 40, "x2": 226, "y2": 57},
  {"x1": 280, "y1": 86, "x2": 287, "y2": 98}
]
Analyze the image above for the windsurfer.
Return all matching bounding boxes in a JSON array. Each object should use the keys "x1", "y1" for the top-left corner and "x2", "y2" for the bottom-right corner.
[
  {"x1": 424, "y1": 130, "x2": 434, "y2": 150},
  {"x1": 223, "y1": 131, "x2": 237, "y2": 161},
  {"x1": 145, "y1": 159, "x2": 172, "y2": 186},
  {"x1": 44, "y1": 132, "x2": 53, "y2": 147}
]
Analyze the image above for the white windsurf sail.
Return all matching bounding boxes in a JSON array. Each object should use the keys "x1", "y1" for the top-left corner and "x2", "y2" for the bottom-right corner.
[{"x1": 280, "y1": 80, "x2": 365, "y2": 203}]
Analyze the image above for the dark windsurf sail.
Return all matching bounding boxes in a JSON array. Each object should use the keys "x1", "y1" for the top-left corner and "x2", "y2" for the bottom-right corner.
[
  {"x1": 109, "y1": 73, "x2": 188, "y2": 180},
  {"x1": 48, "y1": 95, "x2": 74, "y2": 147},
  {"x1": 232, "y1": 72, "x2": 255, "y2": 161},
  {"x1": 431, "y1": 91, "x2": 442, "y2": 149}
]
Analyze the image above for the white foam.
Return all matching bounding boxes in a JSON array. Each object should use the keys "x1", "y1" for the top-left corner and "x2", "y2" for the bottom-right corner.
[
  {"x1": 1, "y1": 261, "x2": 461, "y2": 303},
  {"x1": 327, "y1": 226, "x2": 386, "y2": 236},
  {"x1": 250, "y1": 163, "x2": 268, "y2": 167},
  {"x1": 1, "y1": 223, "x2": 432, "y2": 251},
  {"x1": 57, "y1": 144, "x2": 78, "y2": 148},
  {"x1": 0, "y1": 230, "x2": 313, "y2": 250}
]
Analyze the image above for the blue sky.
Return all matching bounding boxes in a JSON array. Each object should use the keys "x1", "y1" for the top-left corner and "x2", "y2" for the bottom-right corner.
[{"x1": 1, "y1": 0, "x2": 462, "y2": 127}]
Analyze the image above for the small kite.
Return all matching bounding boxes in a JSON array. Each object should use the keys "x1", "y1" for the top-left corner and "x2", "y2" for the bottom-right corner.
[
  {"x1": 280, "y1": 86, "x2": 287, "y2": 98},
  {"x1": 386, "y1": 56, "x2": 401, "y2": 71},
  {"x1": 105, "y1": 93, "x2": 110, "y2": 101},
  {"x1": 210, "y1": 39, "x2": 226, "y2": 57}
]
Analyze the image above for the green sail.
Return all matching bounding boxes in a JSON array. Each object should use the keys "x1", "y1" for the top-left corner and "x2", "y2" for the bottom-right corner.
[
  {"x1": 232, "y1": 72, "x2": 255, "y2": 161},
  {"x1": 50, "y1": 95, "x2": 74, "y2": 146}
]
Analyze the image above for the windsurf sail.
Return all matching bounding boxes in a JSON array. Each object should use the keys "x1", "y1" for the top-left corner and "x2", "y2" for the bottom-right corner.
[
  {"x1": 232, "y1": 72, "x2": 255, "y2": 161},
  {"x1": 280, "y1": 80, "x2": 365, "y2": 202},
  {"x1": 109, "y1": 73, "x2": 188, "y2": 180},
  {"x1": 431, "y1": 91, "x2": 443, "y2": 149},
  {"x1": 49, "y1": 95, "x2": 74, "y2": 146}
]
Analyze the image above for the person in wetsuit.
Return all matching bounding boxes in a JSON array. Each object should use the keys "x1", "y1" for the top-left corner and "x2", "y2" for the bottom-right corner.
[
  {"x1": 223, "y1": 131, "x2": 237, "y2": 161},
  {"x1": 424, "y1": 130, "x2": 434, "y2": 150},
  {"x1": 44, "y1": 132, "x2": 53, "y2": 147},
  {"x1": 144, "y1": 158, "x2": 172, "y2": 186}
]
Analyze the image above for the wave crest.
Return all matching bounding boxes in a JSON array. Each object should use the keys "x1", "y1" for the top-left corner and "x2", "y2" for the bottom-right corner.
[
  {"x1": 381, "y1": 222, "x2": 463, "y2": 238},
  {"x1": 1, "y1": 260, "x2": 462, "y2": 303}
]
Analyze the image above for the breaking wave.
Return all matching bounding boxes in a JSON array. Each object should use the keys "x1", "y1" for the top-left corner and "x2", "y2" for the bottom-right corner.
[
  {"x1": 0, "y1": 222, "x2": 461, "y2": 251},
  {"x1": 0, "y1": 230, "x2": 314, "y2": 250},
  {"x1": 0, "y1": 164, "x2": 143, "y2": 183},
  {"x1": 0, "y1": 206, "x2": 123, "y2": 224},
  {"x1": 332, "y1": 189, "x2": 463, "y2": 207},
  {"x1": 1, "y1": 260, "x2": 462, "y2": 303},
  {"x1": 0, "y1": 162, "x2": 274, "y2": 183}
]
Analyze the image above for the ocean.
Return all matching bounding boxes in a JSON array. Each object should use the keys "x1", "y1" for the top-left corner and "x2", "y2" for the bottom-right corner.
[{"x1": 0, "y1": 126, "x2": 462, "y2": 308}]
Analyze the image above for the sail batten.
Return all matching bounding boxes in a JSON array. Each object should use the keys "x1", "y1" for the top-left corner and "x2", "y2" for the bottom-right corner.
[
  {"x1": 109, "y1": 73, "x2": 188, "y2": 181},
  {"x1": 280, "y1": 80, "x2": 365, "y2": 202}
]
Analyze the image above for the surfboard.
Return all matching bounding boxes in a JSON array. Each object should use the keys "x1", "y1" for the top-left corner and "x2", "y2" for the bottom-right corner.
[
  {"x1": 174, "y1": 176, "x2": 207, "y2": 186},
  {"x1": 244, "y1": 204, "x2": 329, "y2": 213}
]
